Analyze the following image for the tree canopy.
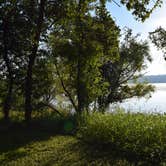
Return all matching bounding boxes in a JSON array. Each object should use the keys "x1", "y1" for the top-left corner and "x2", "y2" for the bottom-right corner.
[
  {"x1": 99, "y1": 29, "x2": 154, "y2": 109},
  {"x1": 150, "y1": 27, "x2": 166, "y2": 60},
  {"x1": 0, "y1": 0, "x2": 162, "y2": 121}
]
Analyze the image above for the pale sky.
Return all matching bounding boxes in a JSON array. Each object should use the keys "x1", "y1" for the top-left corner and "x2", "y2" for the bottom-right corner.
[{"x1": 107, "y1": 0, "x2": 166, "y2": 75}]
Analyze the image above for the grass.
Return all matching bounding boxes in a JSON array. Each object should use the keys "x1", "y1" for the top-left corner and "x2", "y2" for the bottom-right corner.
[
  {"x1": 0, "y1": 135, "x2": 131, "y2": 166},
  {"x1": 78, "y1": 111, "x2": 166, "y2": 165},
  {"x1": 0, "y1": 110, "x2": 166, "y2": 165},
  {"x1": 0, "y1": 111, "x2": 130, "y2": 166}
]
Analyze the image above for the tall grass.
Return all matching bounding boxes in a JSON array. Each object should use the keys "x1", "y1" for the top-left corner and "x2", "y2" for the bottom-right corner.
[{"x1": 78, "y1": 111, "x2": 166, "y2": 164}]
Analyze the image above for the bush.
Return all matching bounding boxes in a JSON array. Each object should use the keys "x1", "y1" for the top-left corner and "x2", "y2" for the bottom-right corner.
[{"x1": 78, "y1": 111, "x2": 166, "y2": 164}]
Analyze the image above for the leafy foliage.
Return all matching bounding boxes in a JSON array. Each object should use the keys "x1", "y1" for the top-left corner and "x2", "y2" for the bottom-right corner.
[
  {"x1": 78, "y1": 111, "x2": 166, "y2": 164},
  {"x1": 0, "y1": 0, "x2": 163, "y2": 119},
  {"x1": 119, "y1": 0, "x2": 163, "y2": 21},
  {"x1": 99, "y1": 29, "x2": 154, "y2": 108},
  {"x1": 150, "y1": 27, "x2": 166, "y2": 60},
  {"x1": 49, "y1": 1, "x2": 119, "y2": 112}
]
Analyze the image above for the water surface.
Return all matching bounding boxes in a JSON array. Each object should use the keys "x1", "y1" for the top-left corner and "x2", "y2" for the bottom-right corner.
[{"x1": 110, "y1": 83, "x2": 166, "y2": 114}]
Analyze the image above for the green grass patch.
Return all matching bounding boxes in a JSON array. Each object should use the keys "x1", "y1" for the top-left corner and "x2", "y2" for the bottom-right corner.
[
  {"x1": 78, "y1": 112, "x2": 166, "y2": 165},
  {"x1": 0, "y1": 135, "x2": 132, "y2": 166},
  {"x1": 0, "y1": 110, "x2": 130, "y2": 166},
  {"x1": 0, "y1": 110, "x2": 166, "y2": 165}
]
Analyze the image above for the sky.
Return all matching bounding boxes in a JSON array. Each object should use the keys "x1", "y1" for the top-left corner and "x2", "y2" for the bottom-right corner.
[{"x1": 106, "y1": 0, "x2": 166, "y2": 75}]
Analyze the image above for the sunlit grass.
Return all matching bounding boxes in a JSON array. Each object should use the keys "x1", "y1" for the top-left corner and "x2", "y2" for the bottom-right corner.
[{"x1": 78, "y1": 111, "x2": 166, "y2": 165}]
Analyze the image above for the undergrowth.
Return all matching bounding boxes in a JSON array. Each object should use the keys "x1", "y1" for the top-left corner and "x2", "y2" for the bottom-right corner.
[{"x1": 78, "y1": 111, "x2": 166, "y2": 165}]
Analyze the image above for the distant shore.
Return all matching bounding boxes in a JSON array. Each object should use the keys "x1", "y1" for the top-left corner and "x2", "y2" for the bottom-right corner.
[{"x1": 139, "y1": 74, "x2": 166, "y2": 83}]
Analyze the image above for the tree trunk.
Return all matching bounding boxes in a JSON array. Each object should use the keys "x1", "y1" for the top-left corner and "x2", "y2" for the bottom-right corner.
[
  {"x1": 25, "y1": 57, "x2": 34, "y2": 122},
  {"x1": 24, "y1": 0, "x2": 45, "y2": 122},
  {"x1": 76, "y1": 0, "x2": 84, "y2": 114},
  {"x1": 2, "y1": 18, "x2": 13, "y2": 121},
  {"x1": 3, "y1": 77, "x2": 13, "y2": 121},
  {"x1": 77, "y1": 58, "x2": 83, "y2": 113},
  {"x1": 55, "y1": 64, "x2": 78, "y2": 112}
]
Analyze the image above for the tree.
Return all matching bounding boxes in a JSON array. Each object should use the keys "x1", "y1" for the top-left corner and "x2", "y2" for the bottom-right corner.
[
  {"x1": 0, "y1": 14, "x2": 13, "y2": 120},
  {"x1": 149, "y1": 27, "x2": 166, "y2": 60},
  {"x1": 31, "y1": 55, "x2": 60, "y2": 113},
  {"x1": 117, "y1": 0, "x2": 163, "y2": 21},
  {"x1": 0, "y1": 0, "x2": 67, "y2": 121},
  {"x1": 22, "y1": 0, "x2": 66, "y2": 122},
  {"x1": 0, "y1": 1, "x2": 29, "y2": 120},
  {"x1": 99, "y1": 29, "x2": 154, "y2": 109},
  {"x1": 23, "y1": 0, "x2": 46, "y2": 122},
  {"x1": 0, "y1": 0, "x2": 162, "y2": 120},
  {"x1": 49, "y1": 0, "x2": 120, "y2": 113},
  {"x1": 50, "y1": 0, "x2": 161, "y2": 113}
]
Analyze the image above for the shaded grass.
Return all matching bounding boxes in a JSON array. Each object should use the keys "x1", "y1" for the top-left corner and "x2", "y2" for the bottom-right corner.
[
  {"x1": 0, "y1": 111, "x2": 131, "y2": 166},
  {"x1": 0, "y1": 135, "x2": 131, "y2": 166},
  {"x1": 0, "y1": 110, "x2": 77, "y2": 154}
]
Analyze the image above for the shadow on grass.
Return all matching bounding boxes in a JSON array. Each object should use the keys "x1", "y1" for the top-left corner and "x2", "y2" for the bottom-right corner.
[
  {"x1": 71, "y1": 141, "x2": 163, "y2": 166},
  {"x1": 0, "y1": 121, "x2": 157, "y2": 166},
  {"x1": 0, "y1": 118, "x2": 132, "y2": 166},
  {"x1": 0, "y1": 117, "x2": 76, "y2": 154},
  {"x1": 0, "y1": 115, "x2": 162, "y2": 165},
  {"x1": 40, "y1": 139, "x2": 133, "y2": 166}
]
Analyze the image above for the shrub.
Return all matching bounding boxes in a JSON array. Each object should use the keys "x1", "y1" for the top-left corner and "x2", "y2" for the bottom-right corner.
[{"x1": 78, "y1": 111, "x2": 166, "y2": 164}]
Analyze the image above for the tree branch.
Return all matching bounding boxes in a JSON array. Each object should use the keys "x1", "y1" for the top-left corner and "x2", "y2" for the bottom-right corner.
[
  {"x1": 55, "y1": 64, "x2": 78, "y2": 112},
  {"x1": 36, "y1": 102, "x2": 63, "y2": 116}
]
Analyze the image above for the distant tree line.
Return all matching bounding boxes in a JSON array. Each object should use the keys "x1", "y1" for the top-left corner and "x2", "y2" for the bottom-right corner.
[{"x1": 137, "y1": 75, "x2": 166, "y2": 83}]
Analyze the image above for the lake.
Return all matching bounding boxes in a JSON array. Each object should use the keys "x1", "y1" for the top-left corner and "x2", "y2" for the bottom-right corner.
[{"x1": 110, "y1": 83, "x2": 166, "y2": 114}]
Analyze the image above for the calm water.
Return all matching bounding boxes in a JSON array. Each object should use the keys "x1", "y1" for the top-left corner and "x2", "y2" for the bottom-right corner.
[{"x1": 110, "y1": 83, "x2": 166, "y2": 114}]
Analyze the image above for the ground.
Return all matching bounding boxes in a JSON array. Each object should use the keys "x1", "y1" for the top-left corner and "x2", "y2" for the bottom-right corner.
[
  {"x1": 0, "y1": 111, "x2": 165, "y2": 166},
  {"x1": 0, "y1": 135, "x2": 131, "y2": 166},
  {"x1": 0, "y1": 127, "x2": 129, "y2": 166}
]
